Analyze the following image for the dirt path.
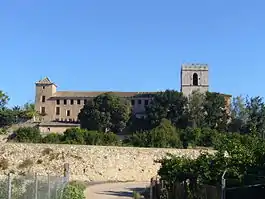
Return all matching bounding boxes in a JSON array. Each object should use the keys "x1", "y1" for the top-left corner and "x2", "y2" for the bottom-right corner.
[{"x1": 85, "y1": 181, "x2": 149, "y2": 199}]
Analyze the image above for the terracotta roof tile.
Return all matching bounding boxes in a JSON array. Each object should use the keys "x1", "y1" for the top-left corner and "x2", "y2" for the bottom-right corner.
[{"x1": 52, "y1": 91, "x2": 158, "y2": 98}]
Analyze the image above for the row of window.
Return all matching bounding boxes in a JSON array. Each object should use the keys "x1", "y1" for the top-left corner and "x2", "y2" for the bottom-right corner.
[
  {"x1": 55, "y1": 107, "x2": 71, "y2": 116},
  {"x1": 55, "y1": 99, "x2": 87, "y2": 105},
  {"x1": 131, "y1": 99, "x2": 149, "y2": 106},
  {"x1": 41, "y1": 96, "x2": 150, "y2": 106},
  {"x1": 41, "y1": 107, "x2": 72, "y2": 117}
]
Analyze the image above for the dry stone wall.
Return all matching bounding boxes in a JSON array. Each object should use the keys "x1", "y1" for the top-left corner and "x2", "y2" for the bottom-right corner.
[{"x1": 0, "y1": 143, "x2": 214, "y2": 182}]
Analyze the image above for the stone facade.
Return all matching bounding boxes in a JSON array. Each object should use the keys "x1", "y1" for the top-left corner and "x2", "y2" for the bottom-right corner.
[
  {"x1": 181, "y1": 63, "x2": 209, "y2": 96},
  {"x1": 0, "y1": 143, "x2": 215, "y2": 182}
]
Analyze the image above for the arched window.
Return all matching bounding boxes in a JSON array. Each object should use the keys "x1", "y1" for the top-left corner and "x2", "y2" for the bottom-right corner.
[{"x1": 193, "y1": 73, "x2": 198, "y2": 86}]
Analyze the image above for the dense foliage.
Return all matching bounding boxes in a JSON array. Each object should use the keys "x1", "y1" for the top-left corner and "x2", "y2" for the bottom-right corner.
[
  {"x1": 78, "y1": 93, "x2": 131, "y2": 133},
  {"x1": 62, "y1": 181, "x2": 86, "y2": 199},
  {"x1": 10, "y1": 127, "x2": 121, "y2": 146},
  {"x1": 157, "y1": 134, "x2": 265, "y2": 198}
]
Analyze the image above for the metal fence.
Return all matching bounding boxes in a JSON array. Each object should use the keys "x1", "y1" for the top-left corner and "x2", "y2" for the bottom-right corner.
[
  {"x1": 149, "y1": 174, "x2": 265, "y2": 199},
  {"x1": 0, "y1": 164, "x2": 69, "y2": 199}
]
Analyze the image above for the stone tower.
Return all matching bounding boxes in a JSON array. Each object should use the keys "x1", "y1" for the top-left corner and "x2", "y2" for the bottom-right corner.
[
  {"x1": 35, "y1": 77, "x2": 57, "y2": 121},
  {"x1": 180, "y1": 63, "x2": 209, "y2": 96}
]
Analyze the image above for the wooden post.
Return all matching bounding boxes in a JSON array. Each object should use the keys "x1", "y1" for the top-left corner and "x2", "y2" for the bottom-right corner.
[{"x1": 64, "y1": 163, "x2": 70, "y2": 181}]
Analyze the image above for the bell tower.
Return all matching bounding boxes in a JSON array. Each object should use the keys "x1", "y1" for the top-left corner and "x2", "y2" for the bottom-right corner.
[{"x1": 181, "y1": 63, "x2": 209, "y2": 96}]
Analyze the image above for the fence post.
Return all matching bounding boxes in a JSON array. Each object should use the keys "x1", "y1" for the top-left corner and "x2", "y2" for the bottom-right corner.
[
  {"x1": 64, "y1": 163, "x2": 69, "y2": 182},
  {"x1": 34, "y1": 173, "x2": 38, "y2": 199},
  {"x1": 150, "y1": 177, "x2": 153, "y2": 199},
  {"x1": 221, "y1": 170, "x2": 227, "y2": 199},
  {"x1": 7, "y1": 173, "x2": 12, "y2": 199},
  {"x1": 47, "y1": 173, "x2": 51, "y2": 199}
]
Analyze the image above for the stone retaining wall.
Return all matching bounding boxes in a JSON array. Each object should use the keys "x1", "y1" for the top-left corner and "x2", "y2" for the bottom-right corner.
[{"x1": 0, "y1": 143, "x2": 214, "y2": 182}]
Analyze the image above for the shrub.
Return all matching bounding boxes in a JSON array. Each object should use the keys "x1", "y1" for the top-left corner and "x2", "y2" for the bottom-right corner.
[
  {"x1": 18, "y1": 159, "x2": 33, "y2": 169},
  {"x1": 0, "y1": 158, "x2": 9, "y2": 170},
  {"x1": 61, "y1": 128, "x2": 85, "y2": 144},
  {"x1": 11, "y1": 127, "x2": 42, "y2": 143},
  {"x1": 42, "y1": 148, "x2": 53, "y2": 155},
  {"x1": 62, "y1": 181, "x2": 86, "y2": 199},
  {"x1": 124, "y1": 119, "x2": 182, "y2": 148},
  {"x1": 42, "y1": 133, "x2": 62, "y2": 143}
]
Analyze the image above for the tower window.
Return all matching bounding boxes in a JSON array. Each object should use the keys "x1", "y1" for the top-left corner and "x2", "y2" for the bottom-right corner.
[
  {"x1": 64, "y1": 99, "x2": 67, "y2": 105},
  {"x1": 67, "y1": 110, "x2": 71, "y2": 116},
  {"x1": 131, "y1": 100, "x2": 135, "y2": 106},
  {"x1": 193, "y1": 73, "x2": 198, "y2": 86},
  {"x1": 77, "y1": 99, "x2": 81, "y2": 104},
  {"x1": 70, "y1": 99, "x2": 74, "y2": 105},
  {"x1": 84, "y1": 99, "x2": 87, "y2": 104},
  {"x1": 56, "y1": 99, "x2": 60, "y2": 105},
  {"x1": 144, "y1": 100, "x2": 149, "y2": 106},
  {"x1": 42, "y1": 86, "x2": 45, "y2": 89},
  {"x1": 41, "y1": 96, "x2": 46, "y2": 102},
  {"x1": 41, "y1": 107, "x2": 46, "y2": 114},
  {"x1": 138, "y1": 100, "x2": 141, "y2": 105}
]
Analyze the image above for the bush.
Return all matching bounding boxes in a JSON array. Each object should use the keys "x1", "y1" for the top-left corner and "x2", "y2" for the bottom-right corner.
[
  {"x1": 124, "y1": 119, "x2": 182, "y2": 148},
  {"x1": 11, "y1": 127, "x2": 42, "y2": 143},
  {"x1": 42, "y1": 133, "x2": 62, "y2": 144},
  {"x1": 62, "y1": 181, "x2": 86, "y2": 199}
]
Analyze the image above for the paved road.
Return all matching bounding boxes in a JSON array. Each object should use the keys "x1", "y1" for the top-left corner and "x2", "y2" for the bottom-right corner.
[{"x1": 85, "y1": 181, "x2": 149, "y2": 199}]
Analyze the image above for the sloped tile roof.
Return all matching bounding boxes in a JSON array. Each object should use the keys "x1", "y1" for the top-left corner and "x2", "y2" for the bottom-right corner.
[
  {"x1": 52, "y1": 91, "x2": 158, "y2": 98},
  {"x1": 36, "y1": 77, "x2": 53, "y2": 84}
]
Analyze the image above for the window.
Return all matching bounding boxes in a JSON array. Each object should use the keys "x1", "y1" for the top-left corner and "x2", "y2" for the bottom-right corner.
[
  {"x1": 131, "y1": 100, "x2": 135, "y2": 106},
  {"x1": 144, "y1": 100, "x2": 149, "y2": 106},
  {"x1": 64, "y1": 99, "x2": 67, "y2": 105},
  {"x1": 67, "y1": 110, "x2": 71, "y2": 116},
  {"x1": 56, "y1": 99, "x2": 60, "y2": 105},
  {"x1": 41, "y1": 96, "x2": 46, "y2": 102},
  {"x1": 193, "y1": 73, "x2": 198, "y2": 86},
  {"x1": 56, "y1": 107, "x2": 60, "y2": 115},
  {"x1": 138, "y1": 99, "x2": 141, "y2": 104},
  {"x1": 47, "y1": 128, "x2": 50, "y2": 132},
  {"x1": 41, "y1": 107, "x2": 45, "y2": 114},
  {"x1": 42, "y1": 86, "x2": 45, "y2": 89},
  {"x1": 70, "y1": 99, "x2": 74, "y2": 105},
  {"x1": 77, "y1": 99, "x2": 81, "y2": 105},
  {"x1": 84, "y1": 99, "x2": 87, "y2": 104}
]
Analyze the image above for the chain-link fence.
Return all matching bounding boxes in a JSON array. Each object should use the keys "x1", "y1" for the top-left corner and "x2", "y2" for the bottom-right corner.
[{"x1": 0, "y1": 164, "x2": 69, "y2": 199}]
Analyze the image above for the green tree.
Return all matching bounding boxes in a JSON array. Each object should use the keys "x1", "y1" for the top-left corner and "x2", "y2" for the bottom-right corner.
[
  {"x1": 187, "y1": 90, "x2": 206, "y2": 128},
  {"x1": 229, "y1": 95, "x2": 248, "y2": 133},
  {"x1": 78, "y1": 93, "x2": 131, "y2": 133},
  {"x1": 202, "y1": 92, "x2": 229, "y2": 131},
  {"x1": 125, "y1": 119, "x2": 182, "y2": 148},
  {"x1": 0, "y1": 90, "x2": 9, "y2": 108},
  {"x1": 245, "y1": 96, "x2": 265, "y2": 138},
  {"x1": 0, "y1": 108, "x2": 16, "y2": 128},
  {"x1": 146, "y1": 90, "x2": 188, "y2": 128}
]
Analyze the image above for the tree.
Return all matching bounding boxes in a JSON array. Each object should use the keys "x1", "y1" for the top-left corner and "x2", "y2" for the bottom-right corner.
[
  {"x1": 78, "y1": 93, "x2": 131, "y2": 133},
  {"x1": 187, "y1": 90, "x2": 206, "y2": 128},
  {"x1": 245, "y1": 96, "x2": 265, "y2": 138},
  {"x1": 202, "y1": 92, "x2": 229, "y2": 131},
  {"x1": 22, "y1": 102, "x2": 39, "y2": 121},
  {"x1": 0, "y1": 91, "x2": 9, "y2": 108},
  {"x1": 146, "y1": 90, "x2": 188, "y2": 128},
  {"x1": 229, "y1": 95, "x2": 248, "y2": 133}
]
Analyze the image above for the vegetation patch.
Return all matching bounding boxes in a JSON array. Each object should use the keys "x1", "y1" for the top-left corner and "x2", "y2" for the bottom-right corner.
[
  {"x1": 18, "y1": 159, "x2": 33, "y2": 169},
  {"x1": 0, "y1": 158, "x2": 9, "y2": 170}
]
